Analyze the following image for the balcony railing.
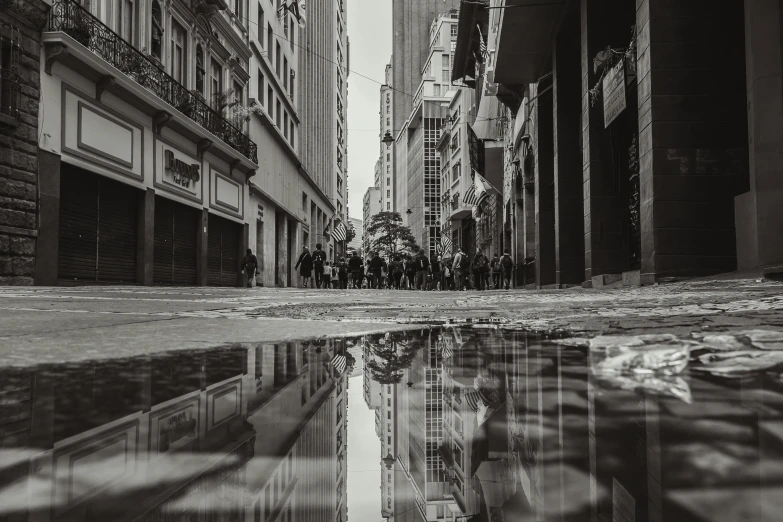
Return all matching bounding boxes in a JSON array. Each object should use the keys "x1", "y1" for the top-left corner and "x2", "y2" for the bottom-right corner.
[{"x1": 48, "y1": 0, "x2": 258, "y2": 164}]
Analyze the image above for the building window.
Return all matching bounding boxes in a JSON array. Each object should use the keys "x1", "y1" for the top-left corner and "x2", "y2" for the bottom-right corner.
[
  {"x1": 284, "y1": 111, "x2": 289, "y2": 139},
  {"x1": 387, "y1": 202, "x2": 390, "y2": 210},
  {"x1": 210, "y1": 59, "x2": 223, "y2": 110},
  {"x1": 233, "y1": 0, "x2": 243, "y2": 21},
  {"x1": 386, "y1": 153, "x2": 390, "y2": 161},
  {"x1": 387, "y1": 190, "x2": 390, "y2": 198},
  {"x1": 290, "y1": 69, "x2": 295, "y2": 98},
  {"x1": 116, "y1": 0, "x2": 136, "y2": 44},
  {"x1": 386, "y1": 117, "x2": 390, "y2": 126},
  {"x1": 386, "y1": 165, "x2": 390, "y2": 174},
  {"x1": 258, "y1": 5, "x2": 265, "y2": 47},
  {"x1": 268, "y1": 86, "x2": 274, "y2": 118},
  {"x1": 268, "y1": 24, "x2": 273, "y2": 59},
  {"x1": 150, "y1": 0, "x2": 163, "y2": 60},
  {"x1": 276, "y1": 98, "x2": 281, "y2": 127},
  {"x1": 290, "y1": 121, "x2": 295, "y2": 147},
  {"x1": 233, "y1": 80, "x2": 244, "y2": 126},
  {"x1": 289, "y1": 18, "x2": 295, "y2": 49},
  {"x1": 337, "y1": 175, "x2": 343, "y2": 194},
  {"x1": 170, "y1": 19, "x2": 187, "y2": 84},
  {"x1": 195, "y1": 45, "x2": 205, "y2": 95},
  {"x1": 0, "y1": 23, "x2": 20, "y2": 122},
  {"x1": 276, "y1": 41, "x2": 281, "y2": 76},
  {"x1": 283, "y1": 57, "x2": 288, "y2": 92},
  {"x1": 386, "y1": 178, "x2": 390, "y2": 186},
  {"x1": 257, "y1": 69, "x2": 264, "y2": 105},
  {"x1": 451, "y1": 24, "x2": 458, "y2": 37}
]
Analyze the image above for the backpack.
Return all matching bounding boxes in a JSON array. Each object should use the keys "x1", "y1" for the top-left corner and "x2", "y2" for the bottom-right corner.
[
  {"x1": 313, "y1": 250, "x2": 325, "y2": 267},
  {"x1": 501, "y1": 255, "x2": 513, "y2": 269},
  {"x1": 477, "y1": 255, "x2": 489, "y2": 271},
  {"x1": 459, "y1": 253, "x2": 470, "y2": 270},
  {"x1": 339, "y1": 262, "x2": 348, "y2": 275}
]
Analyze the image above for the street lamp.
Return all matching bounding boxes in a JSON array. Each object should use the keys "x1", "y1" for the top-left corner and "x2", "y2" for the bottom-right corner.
[
  {"x1": 382, "y1": 452, "x2": 395, "y2": 469},
  {"x1": 382, "y1": 130, "x2": 394, "y2": 144}
]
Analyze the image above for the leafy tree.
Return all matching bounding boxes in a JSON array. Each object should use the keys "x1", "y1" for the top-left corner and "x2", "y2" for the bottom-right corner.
[
  {"x1": 365, "y1": 333, "x2": 421, "y2": 384},
  {"x1": 366, "y1": 211, "x2": 421, "y2": 258}
]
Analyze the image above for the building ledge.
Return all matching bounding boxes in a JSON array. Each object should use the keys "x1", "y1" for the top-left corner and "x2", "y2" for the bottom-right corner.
[{"x1": 42, "y1": 30, "x2": 258, "y2": 173}]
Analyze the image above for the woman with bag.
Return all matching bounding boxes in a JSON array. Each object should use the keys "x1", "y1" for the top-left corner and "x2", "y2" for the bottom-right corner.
[{"x1": 294, "y1": 246, "x2": 313, "y2": 288}]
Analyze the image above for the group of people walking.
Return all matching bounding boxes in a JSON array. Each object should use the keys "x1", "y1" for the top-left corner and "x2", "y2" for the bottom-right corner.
[{"x1": 293, "y1": 243, "x2": 515, "y2": 291}]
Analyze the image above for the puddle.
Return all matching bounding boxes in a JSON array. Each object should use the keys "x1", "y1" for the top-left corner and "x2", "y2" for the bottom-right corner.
[{"x1": 1, "y1": 327, "x2": 783, "y2": 521}]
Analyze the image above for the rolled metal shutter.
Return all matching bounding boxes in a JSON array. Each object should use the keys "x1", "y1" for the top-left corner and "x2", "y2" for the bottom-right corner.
[
  {"x1": 58, "y1": 167, "x2": 98, "y2": 281},
  {"x1": 154, "y1": 197, "x2": 198, "y2": 286},
  {"x1": 207, "y1": 214, "x2": 241, "y2": 287},
  {"x1": 96, "y1": 177, "x2": 138, "y2": 283}
]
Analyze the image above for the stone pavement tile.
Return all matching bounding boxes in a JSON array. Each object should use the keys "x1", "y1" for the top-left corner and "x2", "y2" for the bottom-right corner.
[
  {"x1": 0, "y1": 316, "x2": 417, "y2": 368},
  {"x1": 0, "y1": 309, "x2": 172, "y2": 337}
]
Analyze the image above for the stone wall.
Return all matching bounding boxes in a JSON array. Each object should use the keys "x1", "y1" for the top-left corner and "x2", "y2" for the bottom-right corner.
[{"x1": 0, "y1": 1, "x2": 48, "y2": 285}]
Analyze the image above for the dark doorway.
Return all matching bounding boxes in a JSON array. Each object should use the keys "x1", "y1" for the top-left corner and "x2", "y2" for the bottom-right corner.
[
  {"x1": 153, "y1": 196, "x2": 199, "y2": 286},
  {"x1": 206, "y1": 214, "x2": 241, "y2": 287}
]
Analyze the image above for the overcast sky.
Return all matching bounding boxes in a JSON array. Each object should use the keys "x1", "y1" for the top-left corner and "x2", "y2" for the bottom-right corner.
[
  {"x1": 347, "y1": 375, "x2": 382, "y2": 521},
  {"x1": 346, "y1": 0, "x2": 393, "y2": 220}
]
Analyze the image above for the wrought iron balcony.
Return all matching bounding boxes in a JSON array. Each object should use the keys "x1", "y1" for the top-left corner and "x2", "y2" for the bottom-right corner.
[{"x1": 48, "y1": 0, "x2": 258, "y2": 164}]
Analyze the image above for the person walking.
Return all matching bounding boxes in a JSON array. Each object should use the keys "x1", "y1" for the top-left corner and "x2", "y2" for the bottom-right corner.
[
  {"x1": 391, "y1": 255, "x2": 404, "y2": 289},
  {"x1": 294, "y1": 246, "x2": 313, "y2": 288},
  {"x1": 240, "y1": 249, "x2": 258, "y2": 288},
  {"x1": 414, "y1": 251, "x2": 430, "y2": 290},
  {"x1": 330, "y1": 261, "x2": 340, "y2": 289},
  {"x1": 473, "y1": 249, "x2": 490, "y2": 291},
  {"x1": 404, "y1": 255, "x2": 416, "y2": 290},
  {"x1": 500, "y1": 250, "x2": 515, "y2": 290},
  {"x1": 338, "y1": 257, "x2": 349, "y2": 289},
  {"x1": 443, "y1": 257, "x2": 453, "y2": 290},
  {"x1": 431, "y1": 255, "x2": 443, "y2": 290},
  {"x1": 322, "y1": 261, "x2": 332, "y2": 289},
  {"x1": 369, "y1": 251, "x2": 384, "y2": 289},
  {"x1": 312, "y1": 243, "x2": 327, "y2": 289},
  {"x1": 348, "y1": 251, "x2": 363, "y2": 288},
  {"x1": 490, "y1": 253, "x2": 501, "y2": 290},
  {"x1": 453, "y1": 248, "x2": 468, "y2": 290}
]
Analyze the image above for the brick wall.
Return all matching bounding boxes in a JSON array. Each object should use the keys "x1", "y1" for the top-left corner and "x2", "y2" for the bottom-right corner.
[{"x1": 0, "y1": 1, "x2": 48, "y2": 286}]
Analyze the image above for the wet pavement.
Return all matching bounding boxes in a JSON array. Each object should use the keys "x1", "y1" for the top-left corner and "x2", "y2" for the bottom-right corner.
[{"x1": 2, "y1": 326, "x2": 783, "y2": 521}]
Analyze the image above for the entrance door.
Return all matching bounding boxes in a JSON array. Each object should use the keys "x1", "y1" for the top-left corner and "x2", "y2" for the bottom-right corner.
[
  {"x1": 58, "y1": 166, "x2": 138, "y2": 283},
  {"x1": 153, "y1": 196, "x2": 199, "y2": 285},
  {"x1": 207, "y1": 214, "x2": 240, "y2": 286}
]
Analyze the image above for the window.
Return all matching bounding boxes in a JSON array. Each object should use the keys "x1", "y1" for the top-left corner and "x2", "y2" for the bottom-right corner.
[
  {"x1": 387, "y1": 202, "x2": 390, "y2": 210},
  {"x1": 451, "y1": 24, "x2": 458, "y2": 37},
  {"x1": 453, "y1": 443, "x2": 464, "y2": 469},
  {"x1": 387, "y1": 411, "x2": 391, "y2": 419},
  {"x1": 337, "y1": 175, "x2": 343, "y2": 194},
  {"x1": 283, "y1": 57, "x2": 288, "y2": 91},
  {"x1": 233, "y1": 0, "x2": 243, "y2": 21},
  {"x1": 289, "y1": 18, "x2": 295, "y2": 49},
  {"x1": 258, "y1": 5, "x2": 265, "y2": 47},
  {"x1": 386, "y1": 178, "x2": 390, "y2": 186},
  {"x1": 386, "y1": 153, "x2": 390, "y2": 161},
  {"x1": 196, "y1": 45, "x2": 205, "y2": 94},
  {"x1": 170, "y1": 19, "x2": 187, "y2": 84},
  {"x1": 267, "y1": 24, "x2": 273, "y2": 59},
  {"x1": 386, "y1": 165, "x2": 390, "y2": 174},
  {"x1": 387, "y1": 190, "x2": 390, "y2": 198},
  {"x1": 386, "y1": 117, "x2": 390, "y2": 126},
  {"x1": 0, "y1": 24, "x2": 20, "y2": 121},
  {"x1": 290, "y1": 69, "x2": 295, "y2": 98},
  {"x1": 387, "y1": 398, "x2": 391, "y2": 407},
  {"x1": 275, "y1": 41, "x2": 281, "y2": 76},
  {"x1": 257, "y1": 69, "x2": 264, "y2": 105},
  {"x1": 116, "y1": 0, "x2": 136, "y2": 43},
  {"x1": 268, "y1": 86, "x2": 274, "y2": 118},
  {"x1": 276, "y1": 98, "x2": 281, "y2": 127},
  {"x1": 387, "y1": 436, "x2": 391, "y2": 444},
  {"x1": 233, "y1": 80, "x2": 244, "y2": 126},
  {"x1": 210, "y1": 59, "x2": 223, "y2": 110},
  {"x1": 150, "y1": 0, "x2": 163, "y2": 60},
  {"x1": 386, "y1": 105, "x2": 389, "y2": 114},
  {"x1": 290, "y1": 120, "x2": 295, "y2": 147},
  {"x1": 284, "y1": 111, "x2": 289, "y2": 139}
]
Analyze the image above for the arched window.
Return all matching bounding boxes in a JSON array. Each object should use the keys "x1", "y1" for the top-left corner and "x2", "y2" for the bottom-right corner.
[
  {"x1": 151, "y1": 0, "x2": 163, "y2": 61},
  {"x1": 196, "y1": 44, "x2": 205, "y2": 94}
]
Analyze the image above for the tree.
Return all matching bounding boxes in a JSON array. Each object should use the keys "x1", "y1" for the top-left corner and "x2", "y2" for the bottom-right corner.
[
  {"x1": 365, "y1": 332, "x2": 422, "y2": 384},
  {"x1": 366, "y1": 211, "x2": 421, "y2": 258}
]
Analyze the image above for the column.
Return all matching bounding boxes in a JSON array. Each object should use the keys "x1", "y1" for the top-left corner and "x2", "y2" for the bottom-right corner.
[
  {"x1": 238, "y1": 222, "x2": 249, "y2": 287},
  {"x1": 35, "y1": 150, "x2": 60, "y2": 285},
  {"x1": 276, "y1": 211, "x2": 289, "y2": 287},
  {"x1": 136, "y1": 188, "x2": 154, "y2": 286},
  {"x1": 553, "y1": 5, "x2": 586, "y2": 286},
  {"x1": 743, "y1": 0, "x2": 783, "y2": 272},
  {"x1": 533, "y1": 83, "x2": 556, "y2": 287}
]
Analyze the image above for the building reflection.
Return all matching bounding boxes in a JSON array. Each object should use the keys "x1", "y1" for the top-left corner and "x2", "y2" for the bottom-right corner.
[
  {"x1": 363, "y1": 326, "x2": 783, "y2": 522},
  {"x1": 0, "y1": 340, "x2": 349, "y2": 522}
]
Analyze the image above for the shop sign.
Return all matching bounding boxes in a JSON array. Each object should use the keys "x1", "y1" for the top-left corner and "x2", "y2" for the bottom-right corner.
[
  {"x1": 164, "y1": 149, "x2": 201, "y2": 188},
  {"x1": 603, "y1": 60, "x2": 627, "y2": 128}
]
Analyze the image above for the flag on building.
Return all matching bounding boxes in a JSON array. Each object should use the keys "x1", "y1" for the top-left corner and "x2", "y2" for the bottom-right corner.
[
  {"x1": 463, "y1": 183, "x2": 478, "y2": 206},
  {"x1": 331, "y1": 354, "x2": 347, "y2": 375},
  {"x1": 473, "y1": 170, "x2": 498, "y2": 209},
  {"x1": 332, "y1": 221, "x2": 348, "y2": 242},
  {"x1": 477, "y1": 25, "x2": 487, "y2": 57},
  {"x1": 441, "y1": 235, "x2": 453, "y2": 254}
]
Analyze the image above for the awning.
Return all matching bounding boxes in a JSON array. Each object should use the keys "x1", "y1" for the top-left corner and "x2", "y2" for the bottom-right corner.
[
  {"x1": 494, "y1": 0, "x2": 566, "y2": 85},
  {"x1": 471, "y1": 95, "x2": 501, "y2": 140},
  {"x1": 452, "y1": 0, "x2": 489, "y2": 84}
]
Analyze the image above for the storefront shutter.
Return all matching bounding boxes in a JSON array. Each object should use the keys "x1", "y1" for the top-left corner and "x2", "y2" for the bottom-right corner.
[
  {"x1": 207, "y1": 214, "x2": 241, "y2": 287},
  {"x1": 58, "y1": 167, "x2": 99, "y2": 281},
  {"x1": 154, "y1": 197, "x2": 198, "y2": 286},
  {"x1": 96, "y1": 177, "x2": 138, "y2": 283}
]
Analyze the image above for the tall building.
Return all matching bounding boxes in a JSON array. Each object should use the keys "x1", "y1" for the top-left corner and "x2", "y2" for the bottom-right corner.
[
  {"x1": 363, "y1": 187, "x2": 382, "y2": 255},
  {"x1": 396, "y1": 14, "x2": 459, "y2": 256},
  {"x1": 379, "y1": 62, "x2": 395, "y2": 212},
  {"x1": 348, "y1": 217, "x2": 363, "y2": 253},
  {"x1": 25, "y1": 0, "x2": 347, "y2": 289},
  {"x1": 300, "y1": 0, "x2": 350, "y2": 260},
  {"x1": 247, "y1": 0, "x2": 336, "y2": 287}
]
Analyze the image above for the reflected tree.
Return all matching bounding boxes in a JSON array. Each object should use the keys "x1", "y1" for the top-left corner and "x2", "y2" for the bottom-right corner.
[{"x1": 365, "y1": 332, "x2": 421, "y2": 384}]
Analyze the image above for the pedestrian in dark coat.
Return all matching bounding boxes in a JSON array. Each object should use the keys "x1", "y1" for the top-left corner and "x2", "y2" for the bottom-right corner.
[{"x1": 294, "y1": 246, "x2": 313, "y2": 288}]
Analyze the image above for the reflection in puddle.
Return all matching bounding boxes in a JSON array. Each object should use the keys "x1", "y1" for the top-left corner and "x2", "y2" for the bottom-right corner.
[{"x1": 1, "y1": 327, "x2": 782, "y2": 521}]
